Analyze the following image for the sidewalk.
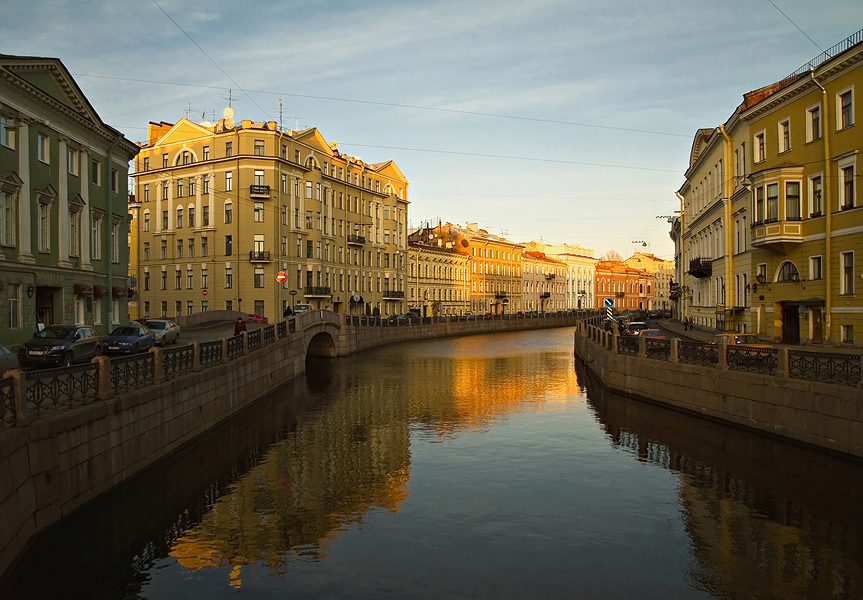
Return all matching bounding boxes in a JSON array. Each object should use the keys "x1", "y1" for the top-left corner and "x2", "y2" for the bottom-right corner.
[{"x1": 660, "y1": 319, "x2": 714, "y2": 343}]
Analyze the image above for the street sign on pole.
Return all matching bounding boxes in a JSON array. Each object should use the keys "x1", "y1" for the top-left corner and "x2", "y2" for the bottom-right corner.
[
  {"x1": 276, "y1": 271, "x2": 287, "y2": 283},
  {"x1": 603, "y1": 298, "x2": 613, "y2": 308},
  {"x1": 202, "y1": 289, "x2": 208, "y2": 296}
]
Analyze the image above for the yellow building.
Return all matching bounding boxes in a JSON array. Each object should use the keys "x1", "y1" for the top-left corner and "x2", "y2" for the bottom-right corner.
[
  {"x1": 127, "y1": 193, "x2": 142, "y2": 320},
  {"x1": 624, "y1": 252, "x2": 675, "y2": 311},
  {"x1": 523, "y1": 241, "x2": 597, "y2": 309},
  {"x1": 522, "y1": 251, "x2": 567, "y2": 312},
  {"x1": 740, "y1": 32, "x2": 863, "y2": 346},
  {"x1": 130, "y1": 117, "x2": 409, "y2": 321},
  {"x1": 407, "y1": 229, "x2": 470, "y2": 316}
]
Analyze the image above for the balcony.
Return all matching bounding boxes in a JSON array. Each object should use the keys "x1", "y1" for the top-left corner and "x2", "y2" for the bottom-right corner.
[
  {"x1": 688, "y1": 257, "x2": 712, "y2": 278},
  {"x1": 249, "y1": 185, "x2": 270, "y2": 198},
  {"x1": 305, "y1": 286, "x2": 331, "y2": 297},
  {"x1": 494, "y1": 291, "x2": 508, "y2": 299},
  {"x1": 347, "y1": 235, "x2": 366, "y2": 246},
  {"x1": 545, "y1": 273, "x2": 556, "y2": 280},
  {"x1": 540, "y1": 292, "x2": 551, "y2": 299},
  {"x1": 615, "y1": 291, "x2": 625, "y2": 298},
  {"x1": 249, "y1": 250, "x2": 271, "y2": 262},
  {"x1": 383, "y1": 289, "x2": 405, "y2": 299},
  {"x1": 751, "y1": 220, "x2": 803, "y2": 253}
]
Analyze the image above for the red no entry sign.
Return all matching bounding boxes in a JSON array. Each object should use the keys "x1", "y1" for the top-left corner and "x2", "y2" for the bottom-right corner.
[
  {"x1": 202, "y1": 289, "x2": 208, "y2": 296},
  {"x1": 276, "y1": 271, "x2": 287, "y2": 283}
]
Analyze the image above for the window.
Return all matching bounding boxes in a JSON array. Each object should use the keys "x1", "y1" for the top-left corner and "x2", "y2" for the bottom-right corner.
[
  {"x1": 306, "y1": 240, "x2": 313, "y2": 258},
  {"x1": 188, "y1": 238, "x2": 194, "y2": 258},
  {"x1": 305, "y1": 181, "x2": 313, "y2": 199},
  {"x1": 225, "y1": 267, "x2": 233, "y2": 288},
  {"x1": 254, "y1": 202, "x2": 264, "y2": 222},
  {"x1": 766, "y1": 183, "x2": 779, "y2": 221},
  {"x1": 188, "y1": 206, "x2": 195, "y2": 228},
  {"x1": 254, "y1": 140, "x2": 265, "y2": 155},
  {"x1": 91, "y1": 215, "x2": 102, "y2": 259},
  {"x1": 225, "y1": 142, "x2": 232, "y2": 158},
  {"x1": 809, "y1": 174, "x2": 823, "y2": 216},
  {"x1": 254, "y1": 170, "x2": 265, "y2": 186},
  {"x1": 160, "y1": 239, "x2": 167, "y2": 259},
  {"x1": 0, "y1": 116, "x2": 14, "y2": 148},
  {"x1": 0, "y1": 191, "x2": 15, "y2": 246},
  {"x1": 809, "y1": 256, "x2": 822, "y2": 280},
  {"x1": 176, "y1": 207, "x2": 183, "y2": 228},
  {"x1": 203, "y1": 175, "x2": 209, "y2": 194},
  {"x1": 143, "y1": 184, "x2": 150, "y2": 202},
  {"x1": 142, "y1": 157, "x2": 149, "y2": 172},
  {"x1": 281, "y1": 144, "x2": 287, "y2": 159},
  {"x1": 182, "y1": 150, "x2": 190, "y2": 165},
  {"x1": 162, "y1": 153, "x2": 169, "y2": 168},
  {"x1": 841, "y1": 251, "x2": 854, "y2": 295},
  {"x1": 840, "y1": 164, "x2": 855, "y2": 209},
  {"x1": 143, "y1": 241, "x2": 149, "y2": 261},
  {"x1": 201, "y1": 236, "x2": 208, "y2": 257},
  {"x1": 225, "y1": 171, "x2": 233, "y2": 192},
  {"x1": 188, "y1": 177, "x2": 195, "y2": 197},
  {"x1": 92, "y1": 160, "x2": 101, "y2": 185},
  {"x1": 777, "y1": 261, "x2": 800, "y2": 282},
  {"x1": 68, "y1": 148, "x2": 79, "y2": 175},
  {"x1": 161, "y1": 210, "x2": 168, "y2": 230},
  {"x1": 254, "y1": 300, "x2": 265, "y2": 317},
  {"x1": 305, "y1": 210, "x2": 313, "y2": 229},
  {"x1": 201, "y1": 300, "x2": 208, "y2": 312},
  {"x1": 842, "y1": 325, "x2": 854, "y2": 343},
  {"x1": 838, "y1": 89, "x2": 854, "y2": 129},
  {"x1": 295, "y1": 150, "x2": 300, "y2": 163},
  {"x1": 177, "y1": 239, "x2": 183, "y2": 259},
  {"x1": 143, "y1": 211, "x2": 150, "y2": 232},
  {"x1": 203, "y1": 205, "x2": 209, "y2": 226},
  {"x1": 785, "y1": 182, "x2": 801, "y2": 220},
  {"x1": 187, "y1": 301, "x2": 193, "y2": 316},
  {"x1": 281, "y1": 204, "x2": 287, "y2": 225},
  {"x1": 37, "y1": 133, "x2": 49, "y2": 163},
  {"x1": 175, "y1": 269, "x2": 181, "y2": 289},
  {"x1": 144, "y1": 273, "x2": 150, "y2": 291},
  {"x1": 281, "y1": 174, "x2": 287, "y2": 194},
  {"x1": 254, "y1": 268, "x2": 264, "y2": 288},
  {"x1": 162, "y1": 184, "x2": 168, "y2": 201},
  {"x1": 778, "y1": 119, "x2": 790, "y2": 153},
  {"x1": 201, "y1": 268, "x2": 208, "y2": 289},
  {"x1": 187, "y1": 269, "x2": 193, "y2": 289},
  {"x1": 203, "y1": 146, "x2": 210, "y2": 160},
  {"x1": 69, "y1": 209, "x2": 81, "y2": 257},
  {"x1": 37, "y1": 201, "x2": 50, "y2": 252},
  {"x1": 754, "y1": 131, "x2": 766, "y2": 163},
  {"x1": 807, "y1": 104, "x2": 821, "y2": 141},
  {"x1": 225, "y1": 235, "x2": 232, "y2": 256},
  {"x1": 161, "y1": 271, "x2": 167, "y2": 290},
  {"x1": 175, "y1": 301, "x2": 181, "y2": 317},
  {"x1": 224, "y1": 201, "x2": 232, "y2": 224}
]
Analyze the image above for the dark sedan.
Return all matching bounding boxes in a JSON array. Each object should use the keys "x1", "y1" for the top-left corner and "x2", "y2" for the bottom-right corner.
[
  {"x1": 103, "y1": 324, "x2": 156, "y2": 355},
  {"x1": 20, "y1": 324, "x2": 102, "y2": 368}
]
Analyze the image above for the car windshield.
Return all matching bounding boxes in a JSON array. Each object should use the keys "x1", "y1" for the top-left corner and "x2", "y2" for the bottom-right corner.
[
  {"x1": 643, "y1": 330, "x2": 662, "y2": 336},
  {"x1": 34, "y1": 327, "x2": 72, "y2": 340},
  {"x1": 146, "y1": 321, "x2": 168, "y2": 330},
  {"x1": 111, "y1": 327, "x2": 139, "y2": 336}
]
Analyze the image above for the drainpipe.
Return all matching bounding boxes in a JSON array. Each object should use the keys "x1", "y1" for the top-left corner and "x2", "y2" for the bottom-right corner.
[
  {"x1": 106, "y1": 134, "x2": 123, "y2": 327},
  {"x1": 675, "y1": 191, "x2": 685, "y2": 323},
  {"x1": 718, "y1": 124, "x2": 734, "y2": 329},
  {"x1": 812, "y1": 69, "x2": 832, "y2": 341}
]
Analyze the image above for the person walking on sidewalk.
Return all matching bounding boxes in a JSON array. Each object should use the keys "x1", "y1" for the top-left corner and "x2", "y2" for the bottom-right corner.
[
  {"x1": 234, "y1": 317, "x2": 247, "y2": 336},
  {"x1": 683, "y1": 317, "x2": 689, "y2": 331}
]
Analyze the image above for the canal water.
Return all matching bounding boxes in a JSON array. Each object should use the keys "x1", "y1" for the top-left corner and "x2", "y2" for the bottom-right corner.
[{"x1": 3, "y1": 327, "x2": 863, "y2": 599}]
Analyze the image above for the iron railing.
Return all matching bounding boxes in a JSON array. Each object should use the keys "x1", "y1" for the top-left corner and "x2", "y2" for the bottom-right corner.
[
  {"x1": 164, "y1": 346, "x2": 194, "y2": 380},
  {"x1": 26, "y1": 363, "x2": 98, "y2": 416},
  {"x1": 248, "y1": 329, "x2": 261, "y2": 352},
  {"x1": 789, "y1": 350, "x2": 861, "y2": 386},
  {"x1": 277, "y1": 321, "x2": 287, "y2": 339},
  {"x1": 727, "y1": 346, "x2": 778, "y2": 375},
  {"x1": 645, "y1": 339, "x2": 671, "y2": 361},
  {"x1": 200, "y1": 341, "x2": 223, "y2": 368},
  {"x1": 111, "y1": 354, "x2": 154, "y2": 392},
  {"x1": 263, "y1": 325, "x2": 275, "y2": 345},
  {"x1": 678, "y1": 341, "x2": 718, "y2": 366},
  {"x1": 227, "y1": 335, "x2": 243, "y2": 360},
  {"x1": 617, "y1": 336, "x2": 639, "y2": 356},
  {"x1": 1, "y1": 375, "x2": 14, "y2": 428}
]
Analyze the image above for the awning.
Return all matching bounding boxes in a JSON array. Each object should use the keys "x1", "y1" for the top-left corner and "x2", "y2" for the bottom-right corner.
[
  {"x1": 112, "y1": 287, "x2": 127, "y2": 298},
  {"x1": 94, "y1": 285, "x2": 108, "y2": 297},
  {"x1": 73, "y1": 283, "x2": 93, "y2": 295},
  {"x1": 783, "y1": 298, "x2": 825, "y2": 306}
]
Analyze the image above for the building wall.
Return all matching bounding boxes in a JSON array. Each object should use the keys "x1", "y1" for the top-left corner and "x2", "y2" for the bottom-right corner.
[
  {"x1": 407, "y1": 238, "x2": 469, "y2": 316},
  {"x1": 522, "y1": 252, "x2": 566, "y2": 311}
]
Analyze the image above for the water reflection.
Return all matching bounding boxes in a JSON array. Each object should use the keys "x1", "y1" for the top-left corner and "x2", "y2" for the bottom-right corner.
[{"x1": 578, "y1": 362, "x2": 863, "y2": 600}]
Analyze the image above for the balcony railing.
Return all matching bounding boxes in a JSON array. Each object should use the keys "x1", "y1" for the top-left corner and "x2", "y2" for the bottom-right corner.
[
  {"x1": 249, "y1": 250, "x2": 271, "y2": 262},
  {"x1": 495, "y1": 291, "x2": 508, "y2": 299},
  {"x1": 305, "y1": 286, "x2": 331, "y2": 297},
  {"x1": 545, "y1": 273, "x2": 556, "y2": 280},
  {"x1": 347, "y1": 235, "x2": 366, "y2": 245},
  {"x1": 249, "y1": 185, "x2": 270, "y2": 197},
  {"x1": 540, "y1": 292, "x2": 551, "y2": 299},
  {"x1": 383, "y1": 290, "x2": 405, "y2": 299},
  {"x1": 688, "y1": 257, "x2": 712, "y2": 278}
]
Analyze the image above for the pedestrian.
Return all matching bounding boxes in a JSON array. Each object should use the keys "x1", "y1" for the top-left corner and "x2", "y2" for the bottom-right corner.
[
  {"x1": 683, "y1": 317, "x2": 689, "y2": 331},
  {"x1": 283, "y1": 305, "x2": 294, "y2": 318},
  {"x1": 234, "y1": 317, "x2": 247, "y2": 336}
]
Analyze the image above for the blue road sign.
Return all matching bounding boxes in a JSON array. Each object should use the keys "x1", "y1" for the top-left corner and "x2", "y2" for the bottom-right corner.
[{"x1": 603, "y1": 298, "x2": 613, "y2": 308}]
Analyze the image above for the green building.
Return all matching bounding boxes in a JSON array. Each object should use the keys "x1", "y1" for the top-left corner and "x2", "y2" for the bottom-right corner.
[{"x1": 0, "y1": 54, "x2": 138, "y2": 347}]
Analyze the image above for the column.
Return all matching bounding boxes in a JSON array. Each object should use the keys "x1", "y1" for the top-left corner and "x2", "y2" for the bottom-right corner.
[
  {"x1": 80, "y1": 147, "x2": 92, "y2": 270},
  {"x1": 17, "y1": 118, "x2": 34, "y2": 263},
  {"x1": 57, "y1": 137, "x2": 71, "y2": 267}
]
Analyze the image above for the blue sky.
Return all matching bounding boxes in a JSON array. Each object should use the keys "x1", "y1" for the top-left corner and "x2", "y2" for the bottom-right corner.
[{"x1": 3, "y1": 0, "x2": 861, "y2": 260}]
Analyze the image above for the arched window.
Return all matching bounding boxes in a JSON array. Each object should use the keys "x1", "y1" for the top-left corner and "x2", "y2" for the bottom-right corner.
[{"x1": 777, "y1": 261, "x2": 800, "y2": 282}]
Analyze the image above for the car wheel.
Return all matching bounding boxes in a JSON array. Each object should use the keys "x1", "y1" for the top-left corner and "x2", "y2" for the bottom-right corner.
[{"x1": 63, "y1": 352, "x2": 74, "y2": 367}]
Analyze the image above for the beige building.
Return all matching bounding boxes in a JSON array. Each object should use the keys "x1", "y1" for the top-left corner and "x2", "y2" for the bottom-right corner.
[
  {"x1": 524, "y1": 241, "x2": 597, "y2": 309},
  {"x1": 624, "y1": 252, "x2": 675, "y2": 311},
  {"x1": 130, "y1": 117, "x2": 409, "y2": 321},
  {"x1": 522, "y1": 252, "x2": 567, "y2": 312},
  {"x1": 407, "y1": 229, "x2": 470, "y2": 316}
]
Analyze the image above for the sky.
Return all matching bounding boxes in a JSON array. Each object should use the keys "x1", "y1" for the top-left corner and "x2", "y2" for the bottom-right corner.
[{"x1": 3, "y1": 0, "x2": 862, "y2": 261}]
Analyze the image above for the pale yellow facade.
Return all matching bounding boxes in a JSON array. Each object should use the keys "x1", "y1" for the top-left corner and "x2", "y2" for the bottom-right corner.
[
  {"x1": 130, "y1": 118, "x2": 409, "y2": 322},
  {"x1": 407, "y1": 233, "x2": 470, "y2": 316},
  {"x1": 523, "y1": 241, "x2": 597, "y2": 309},
  {"x1": 522, "y1": 252, "x2": 567, "y2": 312}
]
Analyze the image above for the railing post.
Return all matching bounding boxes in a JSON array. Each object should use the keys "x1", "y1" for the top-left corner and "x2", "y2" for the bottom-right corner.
[
  {"x1": 638, "y1": 335, "x2": 646, "y2": 357},
  {"x1": 9, "y1": 369, "x2": 29, "y2": 425},
  {"x1": 220, "y1": 338, "x2": 229, "y2": 364},
  {"x1": 778, "y1": 347, "x2": 790, "y2": 378},
  {"x1": 859, "y1": 355, "x2": 863, "y2": 390},
  {"x1": 241, "y1": 331, "x2": 249, "y2": 355},
  {"x1": 93, "y1": 356, "x2": 115, "y2": 401},
  {"x1": 717, "y1": 343, "x2": 728, "y2": 370},
  {"x1": 669, "y1": 338, "x2": 680, "y2": 363},
  {"x1": 151, "y1": 347, "x2": 165, "y2": 384},
  {"x1": 191, "y1": 340, "x2": 202, "y2": 372}
]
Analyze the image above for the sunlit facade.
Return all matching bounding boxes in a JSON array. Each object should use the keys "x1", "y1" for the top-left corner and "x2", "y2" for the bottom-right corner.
[
  {"x1": 522, "y1": 251, "x2": 566, "y2": 312},
  {"x1": 407, "y1": 229, "x2": 470, "y2": 316},
  {"x1": 594, "y1": 260, "x2": 652, "y2": 312}
]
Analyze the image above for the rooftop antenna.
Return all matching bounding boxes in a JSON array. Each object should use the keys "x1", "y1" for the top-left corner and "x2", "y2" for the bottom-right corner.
[{"x1": 278, "y1": 99, "x2": 283, "y2": 130}]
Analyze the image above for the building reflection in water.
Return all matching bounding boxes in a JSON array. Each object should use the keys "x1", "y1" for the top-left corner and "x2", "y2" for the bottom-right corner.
[{"x1": 577, "y1": 362, "x2": 863, "y2": 600}]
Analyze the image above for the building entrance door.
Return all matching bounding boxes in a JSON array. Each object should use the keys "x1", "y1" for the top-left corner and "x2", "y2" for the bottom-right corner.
[
  {"x1": 781, "y1": 304, "x2": 800, "y2": 345},
  {"x1": 35, "y1": 287, "x2": 55, "y2": 328},
  {"x1": 811, "y1": 307, "x2": 823, "y2": 343}
]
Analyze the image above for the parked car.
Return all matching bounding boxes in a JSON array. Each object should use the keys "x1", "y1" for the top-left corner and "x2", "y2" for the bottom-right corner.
[
  {"x1": 20, "y1": 324, "x2": 102, "y2": 368},
  {"x1": 143, "y1": 319, "x2": 181, "y2": 346},
  {"x1": 292, "y1": 304, "x2": 312, "y2": 313},
  {"x1": 0, "y1": 344, "x2": 20, "y2": 373},
  {"x1": 638, "y1": 328, "x2": 667, "y2": 340},
  {"x1": 712, "y1": 333, "x2": 772, "y2": 348},
  {"x1": 625, "y1": 322, "x2": 649, "y2": 336},
  {"x1": 103, "y1": 323, "x2": 156, "y2": 355},
  {"x1": 247, "y1": 314, "x2": 268, "y2": 324}
]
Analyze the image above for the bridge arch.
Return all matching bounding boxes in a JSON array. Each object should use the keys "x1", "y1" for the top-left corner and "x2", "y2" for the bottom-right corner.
[{"x1": 306, "y1": 331, "x2": 336, "y2": 357}]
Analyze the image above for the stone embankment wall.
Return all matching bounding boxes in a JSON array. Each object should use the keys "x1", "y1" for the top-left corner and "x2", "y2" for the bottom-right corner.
[{"x1": 574, "y1": 323, "x2": 863, "y2": 460}]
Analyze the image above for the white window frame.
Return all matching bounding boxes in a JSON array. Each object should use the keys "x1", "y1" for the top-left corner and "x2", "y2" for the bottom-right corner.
[
  {"x1": 225, "y1": 171, "x2": 232, "y2": 192},
  {"x1": 37, "y1": 201, "x2": 50, "y2": 252},
  {"x1": 806, "y1": 103, "x2": 821, "y2": 142},
  {"x1": 840, "y1": 251, "x2": 854, "y2": 295},
  {"x1": 0, "y1": 116, "x2": 14, "y2": 149},
  {"x1": 67, "y1": 148, "x2": 79, "y2": 176},
  {"x1": 785, "y1": 180, "x2": 801, "y2": 220},
  {"x1": 91, "y1": 214, "x2": 103, "y2": 260},
  {"x1": 777, "y1": 118, "x2": 791, "y2": 153},
  {"x1": 838, "y1": 155, "x2": 856, "y2": 210},
  {"x1": 808, "y1": 173, "x2": 823, "y2": 216},
  {"x1": 809, "y1": 255, "x2": 822, "y2": 281},
  {"x1": 254, "y1": 202, "x2": 264, "y2": 222},
  {"x1": 8, "y1": 284, "x2": 21, "y2": 329},
  {"x1": 0, "y1": 190, "x2": 16, "y2": 247},
  {"x1": 753, "y1": 130, "x2": 766, "y2": 163},
  {"x1": 837, "y1": 86, "x2": 854, "y2": 130}
]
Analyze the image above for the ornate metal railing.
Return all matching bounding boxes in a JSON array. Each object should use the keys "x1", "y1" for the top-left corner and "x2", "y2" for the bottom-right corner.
[
  {"x1": 277, "y1": 321, "x2": 286, "y2": 339},
  {"x1": 248, "y1": 329, "x2": 261, "y2": 351},
  {"x1": 288, "y1": 319, "x2": 296, "y2": 333},
  {"x1": 1, "y1": 375, "x2": 15, "y2": 428},
  {"x1": 27, "y1": 363, "x2": 98, "y2": 416},
  {"x1": 727, "y1": 346, "x2": 778, "y2": 375},
  {"x1": 227, "y1": 335, "x2": 243, "y2": 360},
  {"x1": 263, "y1": 325, "x2": 274, "y2": 345},
  {"x1": 789, "y1": 350, "x2": 861, "y2": 386},
  {"x1": 111, "y1": 353, "x2": 154, "y2": 392},
  {"x1": 164, "y1": 346, "x2": 194, "y2": 380},
  {"x1": 616, "y1": 336, "x2": 639, "y2": 356},
  {"x1": 199, "y1": 341, "x2": 223, "y2": 369},
  {"x1": 678, "y1": 341, "x2": 718, "y2": 366},
  {"x1": 645, "y1": 339, "x2": 671, "y2": 361}
]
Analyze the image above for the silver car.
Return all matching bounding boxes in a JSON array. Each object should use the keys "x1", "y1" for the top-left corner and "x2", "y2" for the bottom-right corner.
[{"x1": 142, "y1": 319, "x2": 181, "y2": 346}]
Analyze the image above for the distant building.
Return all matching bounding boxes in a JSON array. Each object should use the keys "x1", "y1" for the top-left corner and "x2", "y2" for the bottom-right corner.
[
  {"x1": 407, "y1": 227, "x2": 470, "y2": 316},
  {"x1": 0, "y1": 54, "x2": 138, "y2": 345},
  {"x1": 524, "y1": 241, "x2": 597, "y2": 309},
  {"x1": 522, "y1": 251, "x2": 567, "y2": 312},
  {"x1": 594, "y1": 260, "x2": 652, "y2": 312},
  {"x1": 624, "y1": 252, "x2": 674, "y2": 311}
]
